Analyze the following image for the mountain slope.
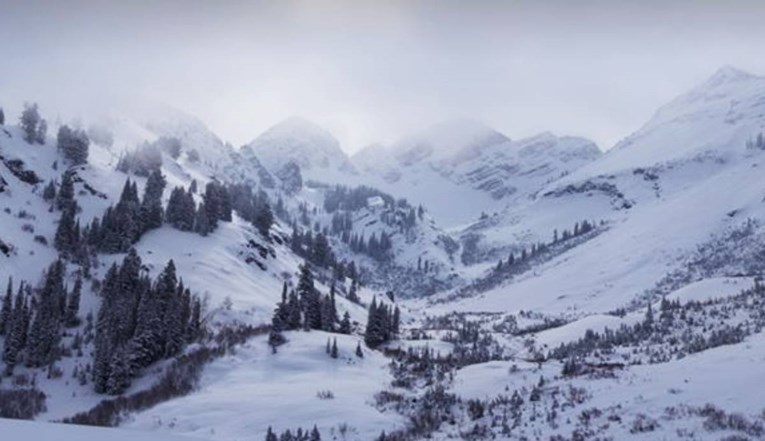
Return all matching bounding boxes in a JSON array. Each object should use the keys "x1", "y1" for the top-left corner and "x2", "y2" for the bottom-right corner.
[
  {"x1": 86, "y1": 101, "x2": 276, "y2": 189},
  {"x1": 572, "y1": 65, "x2": 765, "y2": 178}
]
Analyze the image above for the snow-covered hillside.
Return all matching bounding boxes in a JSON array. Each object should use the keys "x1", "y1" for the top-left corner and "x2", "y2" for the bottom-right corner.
[{"x1": 0, "y1": 418, "x2": 202, "y2": 441}]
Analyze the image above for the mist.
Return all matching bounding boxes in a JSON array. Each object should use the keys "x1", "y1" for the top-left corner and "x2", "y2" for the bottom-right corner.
[{"x1": 1, "y1": 0, "x2": 765, "y2": 152}]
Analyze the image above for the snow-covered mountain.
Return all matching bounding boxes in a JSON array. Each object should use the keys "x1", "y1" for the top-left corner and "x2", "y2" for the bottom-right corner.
[
  {"x1": 449, "y1": 66, "x2": 765, "y2": 313},
  {"x1": 569, "y1": 65, "x2": 765, "y2": 178},
  {"x1": 403, "y1": 67, "x2": 765, "y2": 439},
  {"x1": 241, "y1": 117, "x2": 357, "y2": 187},
  {"x1": 0, "y1": 99, "x2": 458, "y2": 438},
  {"x1": 4, "y1": 66, "x2": 765, "y2": 441},
  {"x1": 84, "y1": 100, "x2": 276, "y2": 190},
  {"x1": 353, "y1": 119, "x2": 601, "y2": 226}
]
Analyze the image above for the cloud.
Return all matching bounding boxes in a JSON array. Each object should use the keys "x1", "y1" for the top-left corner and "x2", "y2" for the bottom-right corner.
[{"x1": 1, "y1": 0, "x2": 764, "y2": 151}]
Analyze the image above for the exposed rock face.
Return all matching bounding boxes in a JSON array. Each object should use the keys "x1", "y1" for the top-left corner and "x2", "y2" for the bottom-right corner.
[{"x1": 276, "y1": 161, "x2": 303, "y2": 195}]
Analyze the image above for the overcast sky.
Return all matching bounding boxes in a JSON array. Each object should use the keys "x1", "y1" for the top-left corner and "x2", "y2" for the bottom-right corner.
[{"x1": 1, "y1": 0, "x2": 765, "y2": 152}]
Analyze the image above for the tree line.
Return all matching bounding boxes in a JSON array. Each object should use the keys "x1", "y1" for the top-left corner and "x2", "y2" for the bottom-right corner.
[
  {"x1": 0, "y1": 261, "x2": 81, "y2": 375},
  {"x1": 15, "y1": 103, "x2": 91, "y2": 166},
  {"x1": 52, "y1": 171, "x2": 275, "y2": 264},
  {"x1": 93, "y1": 251, "x2": 202, "y2": 394},
  {"x1": 269, "y1": 264, "x2": 353, "y2": 350},
  {"x1": 364, "y1": 296, "x2": 400, "y2": 348}
]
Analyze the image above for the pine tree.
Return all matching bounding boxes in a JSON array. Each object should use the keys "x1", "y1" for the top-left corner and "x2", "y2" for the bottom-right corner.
[
  {"x1": 269, "y1": 309, "x2": 286, "y2": 353},
  {"x1": 330, "y1": 338, "x2": 338, "y2": 359},
  {"x1": 339, "y1": 311, "x2": 352, "y2": 334},
  {"x1": 65, "y1": 276, "x2": 82, "y2": 327},
  {"x1": 95, "y1": 251, "x2": 145, "y2": 389},
  {"x1": 219, "y1": 185, "x2": 232, "y2": 222},
  {"x1": 275, "y1": 281, "x2": 290, "y2": 325},
  {"x1": 0, "y1": 277, "x2": 12, "y2": 335},
  {"x1": 320, "y1": 295, "x2": 336, "y2": 332},
  {"x1": 98, "y1": 207, "x2": 120, "y2": 253},
  {"x1": 26, "y1": 259, "x2": 66, "y2": 367},
  {"x1": 297, "y1": 264, "x2": 321, "y2": 330},
  {"x1": 364, "y1": 297, "x2": 384, "y2": 348},
  {"x1": 287, "y1": 290, "x2": 302, "y2": 330},
  {"x1": 95, "y1": 178, "x2": 148, "y2": 253},
  {"x1": 54, "y1": 205, "x2": 78, "y2": 255},
  {"x1": 106, "y1": 348, "x2": 133, "y2": 394},
  {"x1": 310, "y1": 425, "x2": 321, "y2": 441},
  {"x1": 313, "y1": 233, "x2": 330, "y2": 267},
  {"x1": 42, "y1": 180, "x2": 57, "y2": 201},
  {"x1": 3, "y1": 285, "x2": 28, "y2": 375},
  {"x1": 254, "y1": 202, "x2": 274, "y2": 238},
  {"x1": 93, "y1": 264, "x2": 119, "y2": 392},
  {"x1": 56, "y1": 171, "x2": 76, "y2": 211},
  {"x1": 0, "y1": 107, "x2": 4, "y2": 125},
  {"x1": 265, "y1": 427, "x2": 278, "y2": 441},
  {"x1": 355, "y1": 341, "x2": 363, "y2": 358},
  {"x1": 140, "y1": 169, "x2": 166, "y2": 233},
  {"x1": 166, "y1": 186, "x2": 184, "y2": 229},
  {"x1": 347, "y1": 278, "x2": 360, "y2": 304},
  {"x1": 194, "y1": 202, "x2": 211, "y2": 236},
  {"x1": 329, "y1": 282, "x2": 338, "y2": 322},
  {"x1": 57, "y1": 125, "x2": 90, "y2": 165},
  {"x1": 203, "y1": 181, "x2": 230, "y2": 228},
  {"x1": 19, "y1": 103, "x2": 41, "y2": 144},
  {"x1": 36, "y1": 118, "x2": 47, "y2": 144},
  {"x1": 188, "y1": 297, "x2": 202, "y2": 340},
  {"x1": 163, "y1": 281, "x2": 185, "y2": 357}
]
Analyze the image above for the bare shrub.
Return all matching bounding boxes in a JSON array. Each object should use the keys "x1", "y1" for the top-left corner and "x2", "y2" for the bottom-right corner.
[{"x1": 0, "y1": 388, "x2": 47, "y2": 419}]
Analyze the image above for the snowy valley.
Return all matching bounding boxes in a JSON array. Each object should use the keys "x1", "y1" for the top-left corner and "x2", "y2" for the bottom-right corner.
[{"x1": 2, "y1": 65, "x2": 765, "y2": 441}]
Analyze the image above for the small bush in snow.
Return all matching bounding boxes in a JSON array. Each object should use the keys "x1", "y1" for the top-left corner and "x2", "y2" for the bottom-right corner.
[
  {"x1": 695, "y1": 404, "x2": 764, "y2": 437},
  {"x1": 374, "y1": 390, "x2": 404, "y2": 408},
  {"x1": 16, "y1": 210, "x2": 34, "y2": 220},
  {"x1": 466, "y1": 399, "x2": 485, "y2": 421},
  {"x1": 630, "y1": 413, "x2": 659, "y2": 433},
  {"x1": 317, "y1": 390, "x2": 335, "y2": 400}
]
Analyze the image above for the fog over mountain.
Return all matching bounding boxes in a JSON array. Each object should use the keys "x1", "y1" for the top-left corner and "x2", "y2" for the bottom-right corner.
[{"x1": 3, "y1": 1, "x2": 765, "y2": 151}]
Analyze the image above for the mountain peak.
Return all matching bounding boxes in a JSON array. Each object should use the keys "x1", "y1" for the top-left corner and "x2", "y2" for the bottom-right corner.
[
  {"x1": 269, "y1": 116, "x2": 332, "y2": 137},
  {"x1": 709, "y1": 65, "x2": 755, "y2": 81},
  {"x1": 699, "y1": 65, "x2": 759, "y2": 90},
  {"x1": 244, "y1": 116, "x2": 355, "y2": 180},
  {"x1": 391, "y1": 118, "x2": 511, "y2": 165}
]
